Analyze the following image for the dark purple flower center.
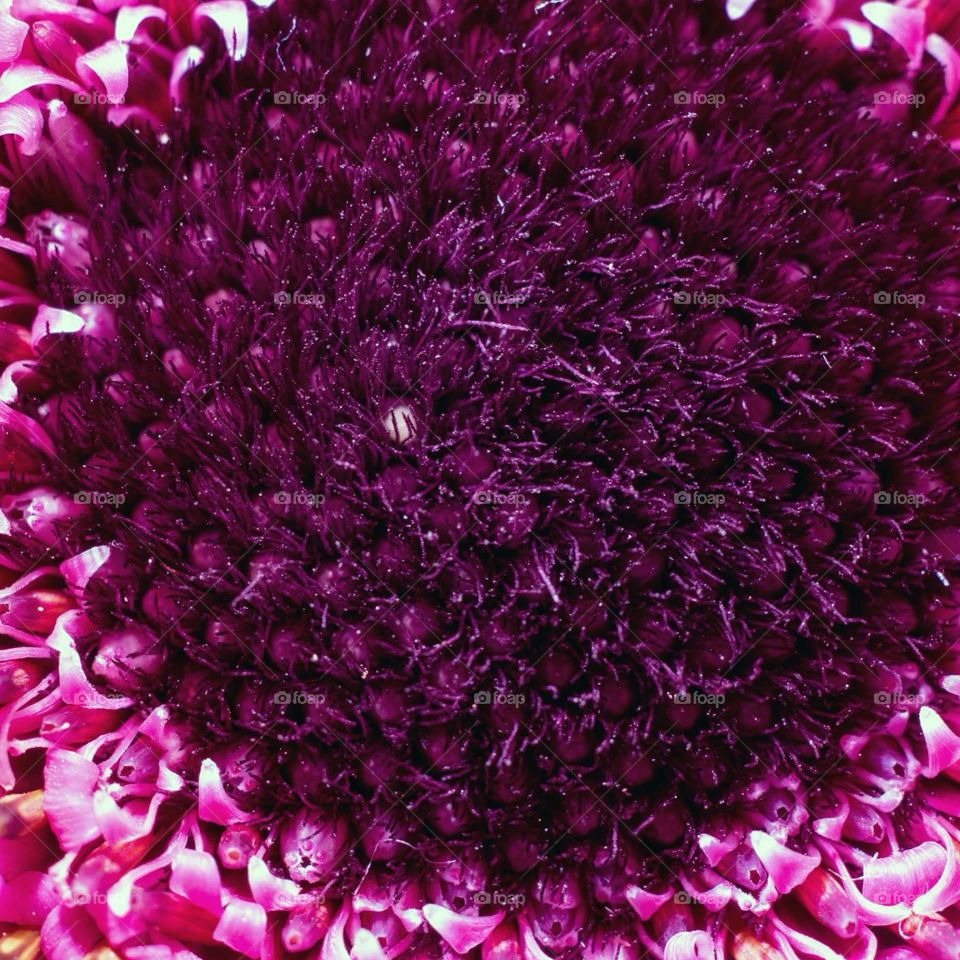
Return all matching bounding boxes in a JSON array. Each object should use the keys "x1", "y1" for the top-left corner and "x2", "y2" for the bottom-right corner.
[{"x1": 16, "y1": 0, "x2": 960, "y2": 907}]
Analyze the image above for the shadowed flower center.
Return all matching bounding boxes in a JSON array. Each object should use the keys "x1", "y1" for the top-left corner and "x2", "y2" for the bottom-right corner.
[{"x1": 18, "y1": 0, "x2": 960, "y2": 911}]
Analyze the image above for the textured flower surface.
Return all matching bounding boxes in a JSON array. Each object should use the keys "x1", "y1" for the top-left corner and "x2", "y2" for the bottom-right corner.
[{"x1": 1, "y1": 0, "x2": 960, "y2": 959}]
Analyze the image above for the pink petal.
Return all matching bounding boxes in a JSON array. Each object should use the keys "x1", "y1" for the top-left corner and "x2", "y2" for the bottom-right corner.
[
  {"x1": 861, "y1": 1, "x2": 926, "y2": 71},
  {"x1": 193, "y1": 1, "x2": 248, "y2": 60},
  {"x1": 47, "y1": 609, "x2": 132, "y2": 709},
  {"x1": 40, "y1": 903, "x2": 101, "y2": 960},
  {"x1": 198, "y1": 757, "x2": 257, "y2": 825},
  {"x1": 725, "y1": 0, "x2": 757, "y2": 19},
  {"x1": 31, "y1": 304, "x2": 84, "y2": 348},
  {"x1": 862, "y1": 841, "x2": 945, "y2": 908},
  {"x1": 0, "y1": 871, "x2": 58, "y2": 924},
  {"x1": 0, "y1": 11, "x2": 28, "y2": 61},
  {"x1": 43, "y1": 748, "x2": 100, "y2": 849},
  {"x1": 0, "y1": 401, "x2": 55, "y2": 457},
  {"x1": 697, "y1": 831, "x2": 740, "y2": 868},
  {"x1": 170, "y1": 848, "x2": 224, "y2": 916},
  {"x1": 664, "y1": 931, "x2": 719, "y2": 960},
  {"x1": 60, "y1": 546, "x2": 112, "y2": 592},
  {"x1": 170, "y1": 45, "x2": 205, "y2": 104},
  {"x1": 913, "y1": 821, "x2": 960, "y2": 914},
  {"x1": 920, "y1": 705, "x2": 960, "y2": 776},
  {"x1": 76, "y1": 39, "x2": 129, "y2": 102},
  {"x1": 214, "y1": 899, "x2": 267, "y2": 959},
  {"x1": 352, "y1": 929, "x2": 389, "y2": 960},
  {"x1": 834, "y1": 17, "x2": 874, "y2": 51},
  {"x1": 625, "y1": 884, "x2": 673, "y2": 920},
  {"x1": 927, "y1": 34, "x2": 960, "y2": 125},
  {"x1": 248, "y1": 855, "x2": 300, "y2": 911},
  {"x1": 422, "y1": 904, "x2": 505, "y2": 955},
  {"x1": 0, "y1": 63, "x2": 79, "y2": 102},
  {"x1": 321, "y1": 902, "x2": 351, "y2": 960},
  {"x1": 115, "y1": 4, "x2": 167, "y2": 42},
  {"x1": 749, "y1": 832, "x2": 820, "y2": 893}
]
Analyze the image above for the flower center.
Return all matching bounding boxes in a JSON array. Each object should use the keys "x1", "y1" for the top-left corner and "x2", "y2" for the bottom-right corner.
[{"x1": 24, "y1": 0, "x2": 960, "y2": 903}]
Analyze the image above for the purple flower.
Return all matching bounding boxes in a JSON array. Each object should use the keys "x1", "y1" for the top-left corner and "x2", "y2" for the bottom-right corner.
[{"x1": 0, "y1": 1, "x2": 959, "y2": 959}]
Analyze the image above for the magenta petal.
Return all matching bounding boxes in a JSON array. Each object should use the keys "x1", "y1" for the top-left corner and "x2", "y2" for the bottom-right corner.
[
  {"x1": 0, "y1": 63, "x2": 80, "y2": 102},
  {"x1": 919, "y1": 706, "x2": 960, "y2": 776},
  {"x1": 43, "y1": 748, "x2": 100, "y2": 850},
  {"x1": 114, "y1": 5, "x2": 168, "y2": 42},
  {"x1": 0, "y1": 871, "x2": 58, "y2": 925},
  {"x1": 927, "y1": 34, "x2": 960, "y2": 126},
  {"x1": 0, "y1": 10, "x2": 27, "y2": 61},
  {"x1": 170, "y1": 849, "x2": 224, "y2": 916},
  {"x1": 76, "y1": 39, "x2": 129, "y2": 102},
  {"x1": 749, "y1": 832, "x2": 819, "y2": 893},
  {"x1": 625, "y1": 884, "x2": 673, "y2": 920},
  {"x1": 213, "y1": 899, "x2": 267, "y2": 959},
  {"x1": 861, "y1": 1, "x2": 926, "y2": 71},
  {"x1": 198, "y1": 757, "x2": 257, "y2": 825},
  {"x1": 40, "y1": 903, "x2": 101, "y2": 960},
  {"x1": 862, "y1": 841, "x2": 945, "y2": 908},
  {"x1": 248, "y1": 855, "x2": 300, "y2": 911},
  {"x1": 422, "y1": 904, "x2": 505, "y2": 955},
  {"x1": 664, "y1": 931, "x2": 718, "y2": 960},
  {"x1": 192, "y1": 1, "x2": 249, "y2": 61}
]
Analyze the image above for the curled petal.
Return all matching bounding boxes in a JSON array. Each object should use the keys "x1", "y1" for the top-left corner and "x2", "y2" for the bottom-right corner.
[
  {"x1": 193, "y1": 1, "x2": 248, "y2": 60},
  {"x1": 750, "y1": 832, "x2": 820, "y2": 893},
  {"x1": 919, "y1": 706, "x2": 960, "y2": 776},
  {"x1": 199, "y1": 756, "x2": 257, "y2": 824},
  {"x1": 861, "y1": 2, "x2": 926, "y2": 70},
  {"x1": 214, "y1": 898, "x2": 266, "y2": 959},
  {"x1": 423, "y1": 903, "x2": 505, "y2": 955}
]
